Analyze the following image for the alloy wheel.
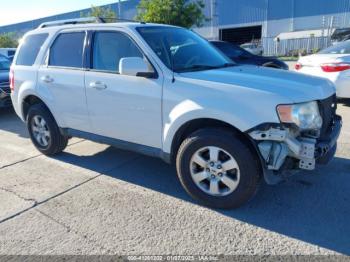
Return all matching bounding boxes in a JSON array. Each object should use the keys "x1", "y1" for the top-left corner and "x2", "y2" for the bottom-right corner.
[{"x1": 190, "y1": 146, "x2": 240, "y2": 196}]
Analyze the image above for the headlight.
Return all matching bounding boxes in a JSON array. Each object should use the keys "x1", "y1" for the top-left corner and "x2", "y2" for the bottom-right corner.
[{"x1": 277, "y1": 101, "x2": 323, "y2": 130}]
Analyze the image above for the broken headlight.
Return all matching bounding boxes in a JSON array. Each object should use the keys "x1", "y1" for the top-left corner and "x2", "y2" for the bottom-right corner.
[{"x1": 277, "y1": 101, "x2": 323, "y2": 130}]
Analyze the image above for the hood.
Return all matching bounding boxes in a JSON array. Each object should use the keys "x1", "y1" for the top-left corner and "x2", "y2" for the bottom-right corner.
[
  {"x1": 0, "y1": 70, "x2": 9, "y2": 83},
  {"x1": 179, "y1": 65, "x2": 335, "y2": 103}
]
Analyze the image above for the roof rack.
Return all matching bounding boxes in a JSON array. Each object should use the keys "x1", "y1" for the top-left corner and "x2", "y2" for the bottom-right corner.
[
  {"x1": 38, "y1": 17, "x2": 145, "y2": 29},
  {"x1": 38, "y1": 17, "x2": 103, "y2": 28}
]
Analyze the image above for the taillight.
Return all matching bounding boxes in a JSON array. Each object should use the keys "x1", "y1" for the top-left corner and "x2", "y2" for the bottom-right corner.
[
  {"x1": 9, "y1": 68, "x2": 14, "y2": 92},
  {"x1": 321, "y1": 63, "x2": 350, "y2": 72},
  {"x1": 295, "y1": 63, "x2": 302, "y2": 70}
]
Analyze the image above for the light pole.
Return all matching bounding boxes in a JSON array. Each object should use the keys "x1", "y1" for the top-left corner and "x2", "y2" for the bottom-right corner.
[
  {"x1": 210, "y1": 0, "x2": 218, "y2": 40},
  {"x1": 118, "y1": 0, "x2": 121, "y2": 18}
]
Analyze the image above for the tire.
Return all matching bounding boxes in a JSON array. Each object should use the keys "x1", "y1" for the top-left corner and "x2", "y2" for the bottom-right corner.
[
  {"x1": 26, "y1": 103, "x2": 68, "y2": 155},
  {"x1": 176, "y1": 128, "x2": 261, "y2": 209}
]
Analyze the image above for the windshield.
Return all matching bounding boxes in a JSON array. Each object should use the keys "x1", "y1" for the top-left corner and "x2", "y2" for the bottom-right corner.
[
  {"x1": 319, "y1": 41, "x2": 350, "y2": 54},
  {"x1": 137, "y1": 26, "x2": 234, "y2": 73},
  {"x1": 0, "y1": 55, "x2": 10, "y2": 70}
]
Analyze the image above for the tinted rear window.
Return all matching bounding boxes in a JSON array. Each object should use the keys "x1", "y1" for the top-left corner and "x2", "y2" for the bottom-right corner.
[
  {"x1": 49, "y1": 32, "x2": 85, "y2": 68},
  {"x1": 16, "y1": 33, "x2": 48, "y2": 66}
]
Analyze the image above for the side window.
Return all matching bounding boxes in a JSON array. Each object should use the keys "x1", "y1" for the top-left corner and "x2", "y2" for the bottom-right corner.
[
  {"x1": 49, "y1": 32, "x2": 85, "y2": 68},
  {"x1": 16, "y1": 33, "x2": 48, "y2": 66},
  {"x1": 92, "y1": 31, "x2": 143, "y2": 72}
]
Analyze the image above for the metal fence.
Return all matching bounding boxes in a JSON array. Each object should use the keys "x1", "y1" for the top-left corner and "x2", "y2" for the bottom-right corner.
[{"x1": 262, "y1": 36, "x2": 332, "y2": 56}]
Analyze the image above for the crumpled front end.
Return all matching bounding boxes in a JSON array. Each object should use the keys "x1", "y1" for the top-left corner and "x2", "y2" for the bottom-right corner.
[{"x1": 248, "y1": 95, "x2": 342, "y2": 184}]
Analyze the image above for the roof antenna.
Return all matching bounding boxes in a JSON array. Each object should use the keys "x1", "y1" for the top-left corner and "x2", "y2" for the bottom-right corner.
[
  {"x1": 165, "y1": 38, "x2": 175, "y2": 83},
  {"x1": 170, "y1": 51, "x2": 175, "y2": 83}
]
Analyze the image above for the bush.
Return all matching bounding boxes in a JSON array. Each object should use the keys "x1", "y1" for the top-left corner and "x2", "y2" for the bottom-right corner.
[
  {"x1": 299, "y1": 49, "x2": 307, "y2": 56},
  {"x1": 312, "y1": 48, "x2": 320, "y2": 54}
]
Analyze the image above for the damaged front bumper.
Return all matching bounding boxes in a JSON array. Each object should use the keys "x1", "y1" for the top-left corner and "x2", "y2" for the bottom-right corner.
[{"x1": 249, "y1": 115, "x2": 342, "y2": 184}]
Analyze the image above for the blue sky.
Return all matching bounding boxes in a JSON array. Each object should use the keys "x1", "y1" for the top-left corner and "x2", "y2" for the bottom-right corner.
[{"x1": 0, "y1": 0, "x2": 120, "y2": 26}]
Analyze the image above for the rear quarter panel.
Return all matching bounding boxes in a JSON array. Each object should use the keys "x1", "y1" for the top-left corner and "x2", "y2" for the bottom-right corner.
[{"x1": 11, "y1": 30, "x2": 66, "y2": 126}]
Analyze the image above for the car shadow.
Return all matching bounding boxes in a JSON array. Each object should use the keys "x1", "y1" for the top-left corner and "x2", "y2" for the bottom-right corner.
[
  {"x1": 0, "y1": 107, "x2": 29, "y2": 138},
  {"x1": 52, "y1": 146, "x2": 350, "y2": 255}
]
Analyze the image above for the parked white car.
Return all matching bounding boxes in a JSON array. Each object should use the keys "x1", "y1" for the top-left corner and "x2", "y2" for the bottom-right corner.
[
  {"x1": 11, "y1": 18, "x2": 341, "y2": 209},
  {"x1": 295, "y1": 41, "x2": 350, "y2": 98},
  {"x1": 240, "y1": 43, "x2": 263, "y2": 55}
]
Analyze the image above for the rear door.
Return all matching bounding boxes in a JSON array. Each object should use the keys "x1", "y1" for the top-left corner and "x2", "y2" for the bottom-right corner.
[
  {"x1": 37, "y1": 31, "x2": 90, "y2": 131},
  {"x1": 12, "y1": 33, "x2": 49, "y2": 116}
]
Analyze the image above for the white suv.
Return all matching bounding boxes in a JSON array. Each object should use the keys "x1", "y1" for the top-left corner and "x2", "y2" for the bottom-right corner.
[{"x1": 11, "y1": 18, "x2": 342, "y2": 209}]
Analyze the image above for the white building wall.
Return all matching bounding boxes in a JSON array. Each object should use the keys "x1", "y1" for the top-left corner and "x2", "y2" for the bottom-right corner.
[{"x1": 195, "y1": 0, "x2": 350, "y2": 40}]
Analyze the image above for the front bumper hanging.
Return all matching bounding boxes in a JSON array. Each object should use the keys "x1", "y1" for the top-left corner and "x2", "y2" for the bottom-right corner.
[{"x1": 249, "y1": 115, "x2": 342, "y2": 172}]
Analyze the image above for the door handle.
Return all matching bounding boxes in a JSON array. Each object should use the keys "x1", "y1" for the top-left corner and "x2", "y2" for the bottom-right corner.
[
  {"x1": 41, "y1": 75, "x2": 54, "y2": 83},
  {"x1": 89, "y1": 81, "x2": 107, "y2": 90}
]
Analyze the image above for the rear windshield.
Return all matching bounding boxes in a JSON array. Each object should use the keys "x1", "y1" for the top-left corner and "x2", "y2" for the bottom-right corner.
[
  {"x1": 16, "y1": 33, "x2": 48, "y2": 66},
  {"x1": 319, "y1": 41, "x2": 350, "y2": 54}
]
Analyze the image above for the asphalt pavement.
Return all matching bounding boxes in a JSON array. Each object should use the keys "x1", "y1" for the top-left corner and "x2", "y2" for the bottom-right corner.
[{"x1": 0, "y1": 99, "x2": 349, "y2": 255}]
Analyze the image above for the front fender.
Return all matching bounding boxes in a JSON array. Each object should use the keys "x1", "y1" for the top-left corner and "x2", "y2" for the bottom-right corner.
[{"x1": 162, "y1": 99, "x2": 264, "y2": 154}]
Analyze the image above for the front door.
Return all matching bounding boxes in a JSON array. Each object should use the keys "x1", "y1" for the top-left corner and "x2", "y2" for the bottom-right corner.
[{"x1": 84, "y1": 30, "x2": 163, "y2": 148}]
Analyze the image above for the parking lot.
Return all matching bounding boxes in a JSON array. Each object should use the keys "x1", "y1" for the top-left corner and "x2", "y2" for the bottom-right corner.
[{"x1": 0, "y1": 96, "x2": 348, "y2": 256}]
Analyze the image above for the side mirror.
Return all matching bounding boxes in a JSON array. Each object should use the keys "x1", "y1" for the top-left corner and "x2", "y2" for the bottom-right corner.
[{"x1": 119, "y1": 57, "x2": 156, "y2": 78}]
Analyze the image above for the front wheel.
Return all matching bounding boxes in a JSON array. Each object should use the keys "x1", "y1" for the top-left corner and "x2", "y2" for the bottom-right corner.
[
  {"x1": 176, "y1": 128, "x2": 261, "y2": 209},
  {"x1": 27, "y1": 103, "x2": 68, "y2": 155}
]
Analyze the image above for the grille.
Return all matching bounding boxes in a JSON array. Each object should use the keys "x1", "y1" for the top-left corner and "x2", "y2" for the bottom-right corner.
[{"x1": 318, "y1": 95, "x2": 337, "y2": 140}]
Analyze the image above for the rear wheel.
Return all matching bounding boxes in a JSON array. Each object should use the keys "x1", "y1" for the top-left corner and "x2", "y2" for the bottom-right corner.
[
  {"x1": 176, "y1": 128, "x2": 261, "y2": 209},
  {"x1": 27, "y1": 103, "x2": 68, "y2": 155}
]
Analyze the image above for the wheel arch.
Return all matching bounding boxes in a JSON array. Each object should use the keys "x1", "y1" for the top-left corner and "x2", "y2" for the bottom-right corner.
[
  {"x1": 21, "y1": 94, "x2": 59, "y2": 126},
  {"x1": 262, "y1": 62, "x2": 280, "y2": 69},
  {"x1": 168, "y1": 118, "x2": 262, "y2": 168},
  {"x1": 23, "y1": 95, "x2": 45, "y2": 120}
]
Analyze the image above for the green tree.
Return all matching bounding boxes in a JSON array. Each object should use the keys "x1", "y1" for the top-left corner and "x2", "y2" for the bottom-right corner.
[
  {"x1": 0, "y1": 33, "x2": 18, "y2": 48},
  {"x1": 136, "y1": 0, "x2": 208, "y2": 28},
  {"x1": 81, "y1": 5, "x2": 117, "y2": 23}
]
